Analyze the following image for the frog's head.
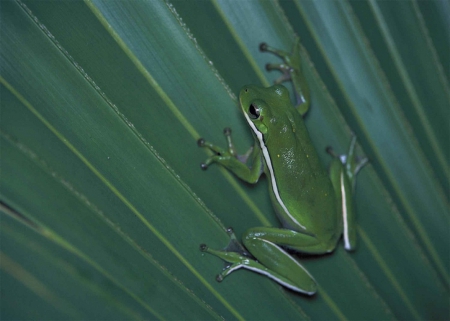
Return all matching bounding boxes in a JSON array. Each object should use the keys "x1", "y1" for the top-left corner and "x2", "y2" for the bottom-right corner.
[{"x1": 239, "y1": 84, "x2": 291, "y2": 136}]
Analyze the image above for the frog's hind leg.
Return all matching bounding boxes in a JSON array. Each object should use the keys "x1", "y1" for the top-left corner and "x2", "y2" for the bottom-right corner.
[
  {"x1": 201, "y1": 242, "x2": 316, "y2": 295},
  {"x1": 327, "y1": 136, "x2": 368, "y2": 251},
  {"x1": 243, "y1": 227, "x2": 333, "y2": 294},
  {"x1": 201, "y1": 227, "x2": 324, "y2": 295}
]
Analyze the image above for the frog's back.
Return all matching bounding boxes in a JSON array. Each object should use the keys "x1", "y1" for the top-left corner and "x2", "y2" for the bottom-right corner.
[{"x1": 263, "y1": 109, "x2": 340, "y2": 241}]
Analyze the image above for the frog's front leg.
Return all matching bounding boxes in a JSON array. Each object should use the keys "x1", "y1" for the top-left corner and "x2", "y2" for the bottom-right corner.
[
  {"x1": 197, "y1": 128, "x2": 264, "y2": 183},
  {"x1": 260, "y1": 37, "x2": 310, "y2": 115},
  {"x1": 201, "y1": 227, "x2": 327, "y2": 295}
]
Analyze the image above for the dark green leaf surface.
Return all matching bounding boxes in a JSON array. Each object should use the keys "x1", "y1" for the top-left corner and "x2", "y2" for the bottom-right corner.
[{"x1": 1, "y1": 0, "x2": 448, "y2": 320}]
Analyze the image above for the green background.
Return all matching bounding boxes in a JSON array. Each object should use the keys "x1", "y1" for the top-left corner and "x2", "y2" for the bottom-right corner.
[{"x1": 1, "y1": 0, "x2": 449, "y2": 320}]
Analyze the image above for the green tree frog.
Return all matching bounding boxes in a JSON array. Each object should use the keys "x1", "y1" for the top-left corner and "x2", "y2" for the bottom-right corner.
[{"x1": 198, "y1": 38, "x2": 367, "y2": 295}]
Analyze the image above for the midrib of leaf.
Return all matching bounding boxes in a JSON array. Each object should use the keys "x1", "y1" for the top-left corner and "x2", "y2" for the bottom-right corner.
[
  {"x1": 368, "y1": 0, "x2": 450, "y2": 184},
  {"x1": 294, "y1": 0, "x2": 450, "y2": 287},
  {"x1": 0, "y1": 76, "x2": 238, "y2": 320}
]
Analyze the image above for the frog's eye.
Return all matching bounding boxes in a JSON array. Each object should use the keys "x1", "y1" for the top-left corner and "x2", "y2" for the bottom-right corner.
[{"x1": 249, "y1": 103, "x2": 260, "y2": 119}]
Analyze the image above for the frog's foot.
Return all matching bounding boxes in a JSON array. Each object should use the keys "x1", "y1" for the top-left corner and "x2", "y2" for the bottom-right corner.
[
  {"x1": 200, "y1": 243, "x2": 252, "y2": 283},
  {"x1": 260, "y1": 41, "x2": 297, "y2": 85},
  {"x1": 259, "y1": 37, "x2": 309, "y2": 114},
  {"x1": 327, "y1": 135, "x2": 369, "y2": 188},
  {"x1": 200, "y1": 227, "x2": 252, "y2": 281},
  {"x1": 197, "y1": 128, "x2": 252, "y2": 170}
]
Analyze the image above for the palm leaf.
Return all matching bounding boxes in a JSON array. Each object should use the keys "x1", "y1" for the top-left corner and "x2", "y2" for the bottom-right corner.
[{"x1": 1, "y1": 0, "x2": 448, "y2": 319}]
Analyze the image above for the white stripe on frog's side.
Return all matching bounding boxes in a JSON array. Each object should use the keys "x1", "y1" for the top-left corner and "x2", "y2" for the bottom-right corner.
[
  {"x1": 341, "y1": 171, "x2": 351, "y2": 250},
  {"x1": 243, "y1": 113, "x2": 306, "y2": 230}
]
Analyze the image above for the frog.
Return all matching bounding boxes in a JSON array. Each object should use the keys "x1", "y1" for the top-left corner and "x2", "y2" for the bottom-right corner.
[{"x1": 197, "y1": 37, "x2": 368, "y2": 295}]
